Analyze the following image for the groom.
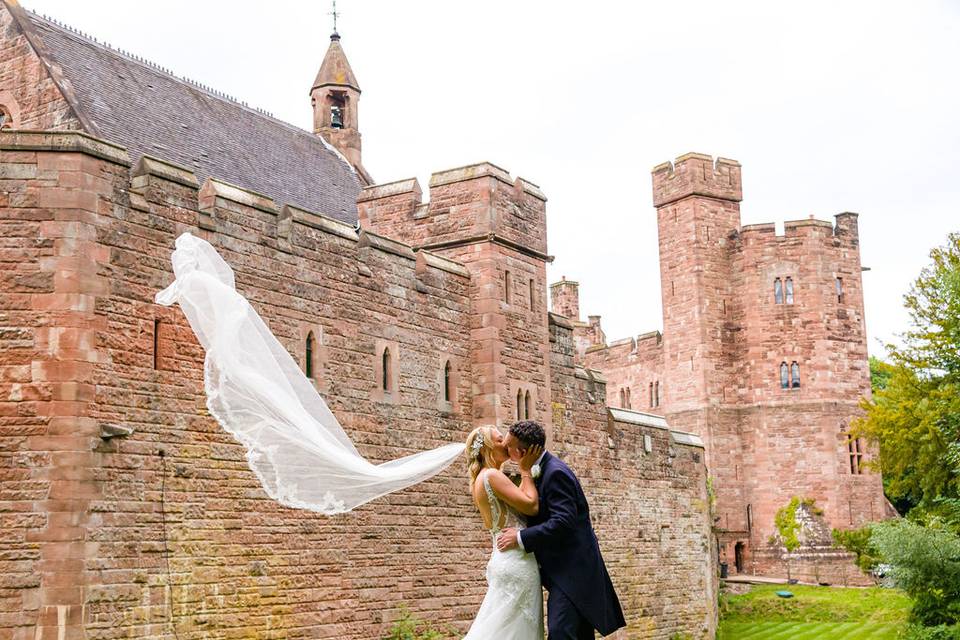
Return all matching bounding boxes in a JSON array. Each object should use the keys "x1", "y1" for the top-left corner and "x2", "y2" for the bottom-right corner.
[{"x1": 498, "y1": 420, "x2": 626, "y2": 638}]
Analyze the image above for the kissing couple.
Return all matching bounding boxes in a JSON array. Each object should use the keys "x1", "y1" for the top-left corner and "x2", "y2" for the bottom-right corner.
[{"x1": 462, "y1": 420, "x2": 626, "y2": 639}]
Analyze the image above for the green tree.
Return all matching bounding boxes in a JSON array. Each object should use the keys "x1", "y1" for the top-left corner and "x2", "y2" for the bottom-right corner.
[
  {"x1": 855, "y1": 232, "x2": 960, "y2": 515},
  {"x1": 869, "y1": 355, "x2": 895, "y2": 392}
]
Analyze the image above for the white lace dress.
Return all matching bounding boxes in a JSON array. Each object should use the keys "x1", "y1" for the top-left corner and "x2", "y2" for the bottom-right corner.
[{"x1": 463, "y1": 472, "x2": 544, "y2": 640}]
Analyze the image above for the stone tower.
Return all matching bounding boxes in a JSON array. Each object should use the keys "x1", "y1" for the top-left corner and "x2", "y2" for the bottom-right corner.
[{"x1": 311, "y1": 31, "x2": 371, "y2": 183}]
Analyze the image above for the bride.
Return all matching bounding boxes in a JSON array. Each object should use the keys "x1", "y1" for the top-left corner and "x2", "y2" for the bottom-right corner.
[{"x1": 463, "y1": 426, "x2": 544, "y2": 639}]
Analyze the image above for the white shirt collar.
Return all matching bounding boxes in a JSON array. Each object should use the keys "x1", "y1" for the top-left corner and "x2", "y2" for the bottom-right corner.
[{"x1": 535, "y1": 450, "x2": 546, "y2": 466}]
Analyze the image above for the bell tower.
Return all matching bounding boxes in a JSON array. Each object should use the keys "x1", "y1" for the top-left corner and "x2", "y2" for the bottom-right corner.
[{"x1": 311, "y1": 28, "x2": 370, "y2": 183}]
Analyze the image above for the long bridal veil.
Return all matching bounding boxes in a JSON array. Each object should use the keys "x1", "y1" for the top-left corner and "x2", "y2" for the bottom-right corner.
[{"x1": 155, "y1": 232, "x2": 465, "y2": 514}]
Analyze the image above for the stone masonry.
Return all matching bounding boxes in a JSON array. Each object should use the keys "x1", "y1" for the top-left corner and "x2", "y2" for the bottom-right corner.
[
  {"x1": 561, "y1": 152, "x2": 893, "y2": 584},
  {"x1": 0, "y1": 2, "x2": 718, "y2": 636}
]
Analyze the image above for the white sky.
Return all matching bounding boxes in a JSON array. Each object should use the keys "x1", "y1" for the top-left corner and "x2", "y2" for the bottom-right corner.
[{"x1": 22, "y1": 0, "x2": 960, "y2": 356}]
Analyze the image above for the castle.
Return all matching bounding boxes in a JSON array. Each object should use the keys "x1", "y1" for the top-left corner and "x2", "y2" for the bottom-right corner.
[
  {"x1": 554, "y1": 153, "x2": 893, "y2": 579},
  {"x1": 0, "y1": 2, "x2": 715, "y2": 638}
]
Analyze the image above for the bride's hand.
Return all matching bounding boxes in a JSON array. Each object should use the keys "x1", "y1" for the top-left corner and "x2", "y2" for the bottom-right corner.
[{"x1": 519, "y1": 444, "x2": 543, "y2": 473}]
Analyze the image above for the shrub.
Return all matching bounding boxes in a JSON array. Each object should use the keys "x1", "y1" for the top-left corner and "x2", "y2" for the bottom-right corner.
[
  {"x1": 385, "y1": 607, "x2": 459, "y2": 640},
  {"x1": 872, "y1": 519, "x2": 960, "y2": 626},
  {"x1": 833, "y1": 525, "x2": 883, "y2": 573},
  {"x1": 901, "y1": 624, "x2": 960, "y2": 640}
]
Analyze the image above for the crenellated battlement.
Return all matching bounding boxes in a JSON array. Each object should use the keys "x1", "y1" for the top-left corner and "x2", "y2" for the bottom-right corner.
[
  {"x1": 357, "y1": 161, "x2": 549, "y2": 259},
  {"x1": 739, "y1": 212, "x2": 860, "y2": 244},
  {"x1": 1, "y1": 130, "x2": 472, "y2": 281},
  {"x1": 651, "y1": 152, "x2": 742, "y2": 207}
]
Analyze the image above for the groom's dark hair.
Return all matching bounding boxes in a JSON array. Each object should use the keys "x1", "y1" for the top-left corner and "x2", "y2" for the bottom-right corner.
[{"x1": 509, "y1": 420, "x2": 546, "y2": 449}]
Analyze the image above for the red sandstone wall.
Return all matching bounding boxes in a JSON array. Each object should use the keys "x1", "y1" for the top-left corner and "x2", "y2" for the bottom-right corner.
[
  {"x1": 0, "y1": 4, "x2": 81, "y2": 131},
  {"x1": 583, "y1": 332, "x2": 665, "y2": 413},
  {"x1": 1, "y1": 134, "x2": 717, "y2": 639}
]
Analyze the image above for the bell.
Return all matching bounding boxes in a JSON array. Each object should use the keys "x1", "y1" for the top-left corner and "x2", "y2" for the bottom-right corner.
[{"x1": 331, "y1": 106, "x2": 343, "y2": 129}]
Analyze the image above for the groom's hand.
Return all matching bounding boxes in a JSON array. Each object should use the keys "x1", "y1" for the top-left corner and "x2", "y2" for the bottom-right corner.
[{"x1": 497, "y1": 528, "x2": 519, "y2": 552}]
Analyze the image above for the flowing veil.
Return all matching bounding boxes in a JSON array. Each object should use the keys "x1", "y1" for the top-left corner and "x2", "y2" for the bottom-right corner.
[{"x1": 155, "y1": 232, "x2": 465, "y2": 514}]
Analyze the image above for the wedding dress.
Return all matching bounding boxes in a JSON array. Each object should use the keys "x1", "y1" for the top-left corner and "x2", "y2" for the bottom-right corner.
[
  {"x1": 463, "y1": 471, "x2": 544, "y2": 640},
  {"x1": 155, "y1": 232, "x2": 464, "y2": 514}
]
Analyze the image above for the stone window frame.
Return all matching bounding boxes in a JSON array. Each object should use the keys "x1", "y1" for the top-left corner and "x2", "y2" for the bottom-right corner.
[
  {"x1": 774, "y1": 277, "x2": 783, "y2": 304},
  {"x1": 848, "y1": 435, "x2": 864, "y2": 474},
  {"x1": 790, "y1": 361, "x2": 801, "y2": 388},
  {"x1": 785, "y1": 277, "x2": 795, "y2": 304},
  {"x1": 0, "y1": 92, "x2": 20, "y2": 129},
  {"x1": 438, "y1": 354, "x2": 461, "y2": 414},
  {"x1": 504, "y1": 269, "x2": 512, "y2": 305},
  {"x1": 528, "y1": 277, "x2": 536, "y2": 312},
  {"x1": 836, "y1": 276, "x2": 844, "y2": 304},
  {"x1": 779, "y1": 362, "x2": 789, "y2": 389},
  {"x1": 298, "y1": 323, "x2": 328, "y2": 391},
  {"x1": 654, "y1": 381, "x2": 660, "y2": 408},
  {"x1": 373, "y1": 338, "x2": 400, "y2": 403},
  {"x1": 510, "y1": 381, "x2": 537, "y2": 422}
]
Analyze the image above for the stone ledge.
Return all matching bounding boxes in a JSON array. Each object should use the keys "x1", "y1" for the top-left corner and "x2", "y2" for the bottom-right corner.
[
  {"x1": 281, "y1": 204, "x2": 358, "y2": 241},
  {"x1": 416, "y1": 250, "x2": 470, "y2": 278},
  {"x1": 200, "y1": 177, "x2": 278, "y2": 214},
  {"x1": 0, "y1": 129, "x2": 130, "y2": 166},
  {"x1": 547, "y1": 312, "x2": 573, "y2": 329},
  {"x1": 670, "y1": 431, "x2": 706, "y2": 448},
  {"x1": 357, "y1": 178, "x2": 421, "y2": 203},
  {"x1": 517, "y1": 177, "x2": 547, "y2": 202},
  {"x1": 358, "y1": 230, "x2": 416, "y2": 261},
  {"x1": 132, "y1": 155, "x2": 199, "y2": 188},
  {"x1": 608, "y1": 407, "x2": 668, "y2": 430},
  {"x1": 428, "y1": 162, "x2": 513, "y2": 188}
]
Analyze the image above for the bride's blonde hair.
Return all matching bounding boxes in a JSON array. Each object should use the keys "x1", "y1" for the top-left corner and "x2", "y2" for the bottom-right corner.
[{"x1": 466, "y1": 426, "x2": 500, "y2": 490}]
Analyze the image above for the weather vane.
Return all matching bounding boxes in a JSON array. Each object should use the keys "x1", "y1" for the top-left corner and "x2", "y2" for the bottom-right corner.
[{"x1": 329, "y1": 0, "x2": 340, "y2": 34}]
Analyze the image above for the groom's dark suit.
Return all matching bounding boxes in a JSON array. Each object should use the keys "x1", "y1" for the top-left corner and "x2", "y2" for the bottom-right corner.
[{"x1": 519, "y1": 451, "x2": 625, "y2": 638}]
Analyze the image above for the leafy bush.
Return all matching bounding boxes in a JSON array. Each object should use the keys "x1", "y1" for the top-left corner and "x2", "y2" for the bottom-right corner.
[
  {"x1": 901, "y1": 624, "x2": 960, "y2": 640},
  {"x1": 384, "y1": 606, "x2": 460, "y2": 640},
  {"x1": 833, "y1": 525, "x2": 883, "y2": 573},
  {"x1": 872, "y1": 519, "x2": 960, "y2": 626}
]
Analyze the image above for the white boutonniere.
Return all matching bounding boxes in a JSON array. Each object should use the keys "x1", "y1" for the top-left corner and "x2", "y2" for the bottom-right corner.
[{"x1": 531, "y1": 464, "x2": 541, "y2": 480}]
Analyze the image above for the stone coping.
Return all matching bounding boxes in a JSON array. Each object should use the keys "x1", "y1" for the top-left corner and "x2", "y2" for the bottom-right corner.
[
  {"x1": 201, "y1": 177, "x2": 278, "y2": 214},
  {"x1": 133, "y1": 154, "x2": 199, "y2": 188},
  {"x1": 417, "y1": 250, "x2": 470, "y2": 278},
  {"x1": 281, "y1": 204, "x2": 358, "y2": 241},
  {"x1": 547, "y1": 312, "x2": 574, "y2": 329},
  {"x1": 429, "y1": 161, "x2": 513, "y2": 188},
  {"x1": 0, "y1": 129, "x2": 130, "y2": 165},
  {"x1": 358, "y1": 230, "x2": 416, "y2": 261},
  {"x1": 357, "y1": 177, "x2": 421, "y2": 203},
  {"x1": 607, "y1": 407, "x2": 706, "y2": 448}
]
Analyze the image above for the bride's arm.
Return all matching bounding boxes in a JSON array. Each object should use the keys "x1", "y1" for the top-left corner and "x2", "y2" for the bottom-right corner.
[{"x1": 486, "y1": 469, "x2": 539, "y2": 517}]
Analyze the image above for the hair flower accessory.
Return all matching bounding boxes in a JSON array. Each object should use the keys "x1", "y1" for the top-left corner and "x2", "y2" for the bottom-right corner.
[
  {"x1": 471, "y1": 432, "x2": 484, "y2": 457},
  {"x1": 530, "y1": 464, "x2": 541, "y2": 479}
]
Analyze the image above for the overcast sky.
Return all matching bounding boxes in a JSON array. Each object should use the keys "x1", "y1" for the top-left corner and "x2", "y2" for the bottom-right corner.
[{"x1": 22, "y1": 0, "x2": 960, "y2": 356}]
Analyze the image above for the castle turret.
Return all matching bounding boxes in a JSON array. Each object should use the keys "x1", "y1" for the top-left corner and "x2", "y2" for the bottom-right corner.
[{"x1": 311, "y1": 32, "x2": 370, "y2": 183}]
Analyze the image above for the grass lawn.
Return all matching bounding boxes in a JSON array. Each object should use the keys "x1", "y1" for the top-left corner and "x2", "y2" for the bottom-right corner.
[{"x1": 718, "y1": 584, "x2": 912, "y2": 640}]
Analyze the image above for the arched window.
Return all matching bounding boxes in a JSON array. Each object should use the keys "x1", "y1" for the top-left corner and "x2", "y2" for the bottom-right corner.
[
  {"x1": 517, "y1": 388, "x2": 524, "y2": 420},
  {"x1": 443, "y1": 360, "x2": 452, "y2": 402},
  {"x1": 524, "y1": 391, "x2": 532, "y2": 419},
  {"x1": 779, "y1": 362, "x2": 789, "y2": 389},
  {"x1": 529, "y1": 278, "x2": 536, "y2": 310},
  {"x1": 785, "y1": 277, "x2": 794, "y2": 304},
  {"x1": 791, "y1": 361, "x2": 801, "y2": 388},
  {"x1": 0, "y1": 105, "x2": 11, "y2": 129},
  {"x1": 625, "y1": 387, "x2": 631, "y2": 409},
  {"x1": 649, "y1": 382, "x2": 654, "y2": 408},
  {"x1": 382, "y1": 348, "x2": 391, "y2": 391},
  {"x1": 836, "y1": 277, "x2": 844, "y2": 303},
  {"x1": 774, "y1": 278, "x2": 783, "y2": 304},
  {"x1": 504, "y1": 270, "x2": 511, "y2": 304},
  {"x1": 654, "y1": 381, "x2": 660, "y2": 408},
  {"x1": 305, "y1": 331, "x2": 316, "y2": 379}
]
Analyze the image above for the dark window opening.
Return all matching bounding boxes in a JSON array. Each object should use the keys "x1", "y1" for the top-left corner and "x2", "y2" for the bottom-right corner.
[
  {"x1": 504, "y1": 271, "x2": 511, "y2": 304},
  {"x1": 443, "y1": 360, "x2": 452, "y2": 402},
  {"x1": 654, "y1": 381, "x2": 660, "y2": 408},
  {"x1": 524, "y1": 391, "x2": 532, "y2": 419},
  {"x1": 780, "y1": 362, "x2": 789, "y2": 389},
  {"x1": 836, "y1": 277, "x2": 844, "y2": 303},
  {"x1": 305, "y1": 331, "x2": 316, "y2": 379},
  {"x1": 153, "y1": 319, "x2": 161, "y2": 370},
  {"x1": 791, "y1": 361, "x2": 801, "y2": 388},
  {"x1": 382, "y1": 348, "x2": 392, "y2": 392},
  {"x1": 529, "y1": 278, "x2": 536, "y2": 310}
]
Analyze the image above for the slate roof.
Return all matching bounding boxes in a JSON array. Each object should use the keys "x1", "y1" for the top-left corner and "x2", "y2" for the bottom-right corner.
[{"x1": 21, "y1": 10, "x2": 361, "y2": 223}]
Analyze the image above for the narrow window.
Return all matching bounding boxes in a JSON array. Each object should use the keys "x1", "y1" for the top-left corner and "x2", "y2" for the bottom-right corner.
[
  {"x1": 382, "y1": 348, "x2": 391, "y2": 392},
  {"x1": 785, "y1": 277, "x2": 794, "y2": 304},
  {"x1": 791, "y1": 361, "x2": 801, "y2": 388},
  {"x1": 625, "y1": 387, "x2": 631, "y2": 409},
  {"x1": 774, "y1": 278, "x2": 783, "y2": 304},
  {"x1": 779, "y1": 362, "x2": 789, "y2": 389},
  {"x1": 0, "y1": 105, "x2": 11, "y2": 129},
  {"x1": 836, "y1": 277, "x2": 844, "y2": 303},
  {"x1": 654, "y1": 381, "x2": 660, "y2": 408},
  {"x1": 649, "y1": 382, "x2": 654, "y2": 408},
  {"x1": 517, "y1": 388, "x2": 524, "y2": 420},
  {"x1": 443, "y1": 360, "x2": 452, "y2": 402},
  {"x1": 746, "y1": 504, "x2": 753, "y2": 532},
  {"x1": 305, "y1": 331, "x2": 316, "y2": 379},
  {"x1": 524, "y1": 391, "x2": 532, "y2": 419},
  {"x1": 529, "y1": 278, "x2": 536, "y2": 310},
  {"x1": 722, "y1": 299, "x2": 727, "y2": 315},
  {"x1": 671, "y1": 281, "x2": 675, "y2": 297},
  {"x1": 153, "y1": 319, "x2": 161, "y2": 370},
  {"x1": 504, "y1": 270, "x2": 511, "y2": 304},
  {"x1": 619, "y1": 388, "x2": 625, "y2": 408},
  {"x1": 848, "y1": 436, "x2": 863, "y2": 474}
]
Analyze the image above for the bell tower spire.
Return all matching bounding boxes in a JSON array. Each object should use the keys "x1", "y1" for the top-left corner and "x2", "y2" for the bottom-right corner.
[{"x1": 311, "y1": 9, "x2": 370, "y2": 183}]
